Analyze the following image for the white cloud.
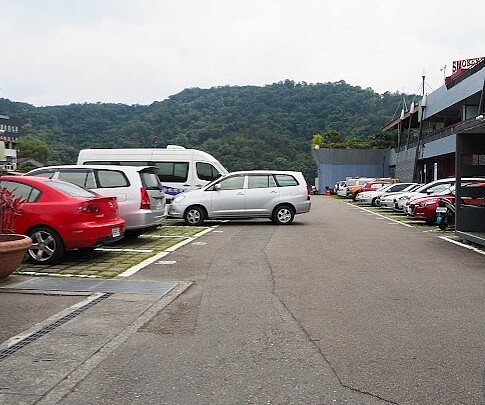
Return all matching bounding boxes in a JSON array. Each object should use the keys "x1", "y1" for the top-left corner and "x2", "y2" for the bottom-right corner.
[{"x1": 1, "y1": 0, "x2": 484, "y2": 105}]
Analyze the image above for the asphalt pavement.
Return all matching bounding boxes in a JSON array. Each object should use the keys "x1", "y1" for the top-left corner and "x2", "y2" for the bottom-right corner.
[{"x1": 0, "y1": 196, "x2": 483, "y2": 404}]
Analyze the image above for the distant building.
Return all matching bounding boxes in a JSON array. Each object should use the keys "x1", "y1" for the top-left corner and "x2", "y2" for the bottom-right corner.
[
  {"x1": 0, "y1": 115, "x2": 20, "y2": 170},
  {"x1": 312, "y1": 57, "x2": 484, "y2": 190}
]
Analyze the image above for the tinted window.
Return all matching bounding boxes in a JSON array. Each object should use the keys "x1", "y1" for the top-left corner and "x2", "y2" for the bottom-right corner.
[
  {"x1": 140, "y1": 171, "x2": 163, "y2": 190},
  {"x1": 196, "y1": 162, "x2": 223, "y2": 182},
  {"x1": 58, "y1": 170, "x2": 96, "y2": 188},
  {"x1": 154, "y1": 162, "x2": 189, "y2": 183},
  {"x1": 28, "y1": 169, "x2": 56, "y2": 179},
  {"x1": 119, "y1": 161, "x2": 150, "y2": 167},
  {"x1": 274, "y1": 174, "x2": 299, "y2": 187},
  {"x1": 48, "y1": 180, "x2": 97, "y2": 198},
  {"x1": 0, "y1": 181, "x2": 41, "y2": 202},
  {"x1": 95, "y1": 170, "x2": 129, "y2": 188},
  {"x1": 83, "y1": 161, "x2": 114, "y2": 165},
  {"x1": 247, "y1": 175, "x2": 277, "y2": 189},
  {"x1": 218, "y1": 176, "x2": 245, "y2": 190},
  {"x1": 427, "y1": 183, "x2": 451, "y2": 194},
  {"x1": 392, "y1": 184, "x2": 409, "y2": 192}
]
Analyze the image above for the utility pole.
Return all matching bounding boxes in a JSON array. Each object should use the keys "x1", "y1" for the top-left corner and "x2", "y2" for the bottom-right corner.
[{"x1": 413, "y1": 75, "x2": 427, "y2": 182}]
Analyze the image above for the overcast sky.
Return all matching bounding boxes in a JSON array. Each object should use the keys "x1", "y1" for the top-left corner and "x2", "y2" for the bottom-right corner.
[{"x1": 1, "y1": 0, "x2": 483, "y2": 106}]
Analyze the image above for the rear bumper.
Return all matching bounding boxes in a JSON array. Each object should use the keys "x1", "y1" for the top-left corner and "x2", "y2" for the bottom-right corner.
[{"x1": 123, "y1": 210, "x2": 166, "y2": 230}]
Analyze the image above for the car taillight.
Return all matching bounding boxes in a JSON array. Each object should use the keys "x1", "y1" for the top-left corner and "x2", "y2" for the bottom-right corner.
[
  {"x1": 140, "y1": 187, "x2": 151, "y2": 209},
  {"x1": 78, "y1": 202, "x2": 103, "y2": 216}
]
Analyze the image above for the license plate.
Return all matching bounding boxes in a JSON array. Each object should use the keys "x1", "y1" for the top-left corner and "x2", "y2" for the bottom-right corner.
[
  {"x1": 435, "y1": 207, "x2": 447, "y2": 213},
  {"x1": 112, "y1": 227, "x2": 121, "y2": 237}
]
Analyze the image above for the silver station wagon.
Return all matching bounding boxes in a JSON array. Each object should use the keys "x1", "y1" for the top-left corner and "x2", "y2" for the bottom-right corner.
[
  {"x1": 26, "y1": 165, "x2": 166, "y2": 237},
  {"x1": 168, "y1": 170, "x2": 312, "y2": 225}
]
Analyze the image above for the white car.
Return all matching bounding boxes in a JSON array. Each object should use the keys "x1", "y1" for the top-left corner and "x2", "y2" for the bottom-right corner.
[
  {"x1": 168, "y1": 170, "x2": 311, "y2": 225},
  {"x1": 401, "y1": 177, "x2": 485, "y2": 215},
  {"x1": 355, "y1": 182, "x2": 417, "y2": 206},
  {"x1": 378, "y1": 184, "x2": 423, "y2": 210},
  {"x1": 26, "y1": 165, "x2": 166, "y2": 236}
]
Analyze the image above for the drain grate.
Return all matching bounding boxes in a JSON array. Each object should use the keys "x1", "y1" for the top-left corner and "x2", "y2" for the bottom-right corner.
[
  {"x1": 0, "y1": 293, "x2": 112, "y2": 361},
  {"x1": 9, "y1": 278, "x2": 178, "y2": 296}
]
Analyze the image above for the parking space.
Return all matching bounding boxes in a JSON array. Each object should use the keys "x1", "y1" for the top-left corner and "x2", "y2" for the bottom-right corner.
[
  {"x1": 345, "y1": 198, "x2": 485, "y2": 254},
  {"x1": 16, "y1": 220, "x2": 211, "y2": 279}
]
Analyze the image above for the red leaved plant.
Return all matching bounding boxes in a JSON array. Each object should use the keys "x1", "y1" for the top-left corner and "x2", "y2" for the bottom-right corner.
[{"x1": 0, "y1": 186, "x2": 25, "y2": 241}]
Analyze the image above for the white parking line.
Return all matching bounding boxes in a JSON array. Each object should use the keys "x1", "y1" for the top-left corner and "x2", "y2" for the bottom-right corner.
[
  {"x1": 438, "y1": 236, "x2": 485, "y2": 256},
  {"x1": 118, "y1": 226, "x2": 216, "y2": 277},
  {"x1": 347, "y1": 203, "x2": 413, "y2": 227}
]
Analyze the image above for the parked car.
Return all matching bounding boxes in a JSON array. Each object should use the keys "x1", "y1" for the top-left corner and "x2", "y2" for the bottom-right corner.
[
  {"x1": 406, "y1": 182, "x2": 485, "y2": 224},
  {"x1": 345, "y1": 177, "x2": 375, "y2": 200},
  {"x1": 168, "y1": 170, "x2": 311, "y2": 225},
  {"x1": 376, "y1": 183, "x2": 422, "y2": 209},
  {"x1": 26, "y1": 165, "x2": 166, "y2": 237},
  {"x1": 336, "y1": 181, "x2": 348, "y2": 197},
  {"x1": 355, "y1": 182, "x2": 416, "y2": 206},
  {"x1": 333, "y1": 180, "x2": 346, "y2": 195},
  {"x1": 402, "y1": 177, "x2": 485, "y2": 215},
  {"x1": 0, "y1": 175, "x2": 125, "y2": 264},
  {"x1": 377, "y1": 184, "x2": 423, "y2": 209}
]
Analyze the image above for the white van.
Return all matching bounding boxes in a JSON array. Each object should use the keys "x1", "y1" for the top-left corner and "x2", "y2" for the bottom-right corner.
[{"x1": 77, "y1": 145, "x2": 229, "y2": 201}]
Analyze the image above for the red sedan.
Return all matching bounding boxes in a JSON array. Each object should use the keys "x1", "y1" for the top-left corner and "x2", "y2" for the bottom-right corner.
[
  {"x1": 407, "y1": 183, "x2": 485, "y2": 224},
  {"x1": 0, "y1": 175, "x2": 125, "y2": 265}
]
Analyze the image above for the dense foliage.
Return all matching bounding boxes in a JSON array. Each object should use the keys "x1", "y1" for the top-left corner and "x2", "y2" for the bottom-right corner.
[{"x1": 0, "y1": 80, "x2": 414, "y2": 181}]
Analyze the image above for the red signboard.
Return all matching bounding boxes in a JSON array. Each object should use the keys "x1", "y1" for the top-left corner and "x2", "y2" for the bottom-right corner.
[{"x1": 445, "y1": 57, "x2": 484, "y2": 87}]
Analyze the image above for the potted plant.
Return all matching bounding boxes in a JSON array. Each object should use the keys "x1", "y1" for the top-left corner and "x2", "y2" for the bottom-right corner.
[{"x1": 0, "y1": 185, "x2": 32, "y2": 281}]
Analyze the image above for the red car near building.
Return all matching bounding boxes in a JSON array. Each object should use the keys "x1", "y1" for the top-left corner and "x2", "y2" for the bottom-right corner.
[{"x1": 406, "y1": 183, "x2": 485, "y2": 224}]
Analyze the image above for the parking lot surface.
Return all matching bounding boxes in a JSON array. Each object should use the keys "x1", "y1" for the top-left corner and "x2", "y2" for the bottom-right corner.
[{"x1": 0, "y1": 196, "x2": 484, "y2": 404}]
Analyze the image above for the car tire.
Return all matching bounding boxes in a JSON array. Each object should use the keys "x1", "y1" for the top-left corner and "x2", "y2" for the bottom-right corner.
[
  {"x1": 272, "y1": 205, "x2": 295, "y2": 225},
  {"x1": 371, "y1": 198, "x2": 377, "y2": 206},
  {"x1": 27, "y1": 226, "x2": 65, "y2": 265},
  {"x1": 184, "y1": 206, "x2": 205, "y2": 226}
]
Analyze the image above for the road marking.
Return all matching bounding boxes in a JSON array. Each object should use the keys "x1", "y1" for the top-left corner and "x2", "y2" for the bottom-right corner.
[
  {"x1": 347, "y1": 203, "x2": 413, "y2": 227},
  {"x1": 438, "y1": 236, "x2": 485, "y2": 256}
]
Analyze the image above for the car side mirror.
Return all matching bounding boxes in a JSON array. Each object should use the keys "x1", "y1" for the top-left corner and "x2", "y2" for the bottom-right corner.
[{"x1": 214, "y1": 183, "x2": 221, "y2": 191}]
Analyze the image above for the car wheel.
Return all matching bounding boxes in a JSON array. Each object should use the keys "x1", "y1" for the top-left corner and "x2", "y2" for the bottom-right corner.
[
  {"x1": 272, "y1": 205, "x2": 295, "y2": 225},
  {"x1": 27, "y1": 226, "x2": 65, "y2": 265},
  {"x1": 184, "y1": 206, "x2": 205, "y2": 226},
  {"x1": 371, "y1": 198, "x2": 377, "y2": 206}
]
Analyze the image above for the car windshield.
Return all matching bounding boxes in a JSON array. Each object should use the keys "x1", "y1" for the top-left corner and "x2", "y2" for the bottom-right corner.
[{"x1": 48, "y1": 180, "x2": 98, "y2": 197}]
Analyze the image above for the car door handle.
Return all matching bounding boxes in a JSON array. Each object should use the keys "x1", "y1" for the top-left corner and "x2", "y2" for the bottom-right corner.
[
  {"x1": 270, "y1": 190, "x2": 278, "y2": 193},
  {"x1": 236, "y1": 192, "x2": 244, "y2": 195}
]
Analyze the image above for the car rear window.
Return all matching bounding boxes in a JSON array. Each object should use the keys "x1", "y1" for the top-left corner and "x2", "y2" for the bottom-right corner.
[
  {"x1": 140, "y1": 171, "x2": 163, "y2": 190},
  {"x1": 274, "y1": 174, "x2": 299, "y2": 187},
  {"x1": 48, "y1": 180, "x2": 98, "y2": 198},
  {"x1": 95, "y1": 169, "x2": 129, "y2": 188}
]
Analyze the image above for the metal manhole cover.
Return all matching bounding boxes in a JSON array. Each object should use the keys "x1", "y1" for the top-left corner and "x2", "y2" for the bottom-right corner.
[{"x1": 7, "y1": 278, "x2": 178, "y2": 296}]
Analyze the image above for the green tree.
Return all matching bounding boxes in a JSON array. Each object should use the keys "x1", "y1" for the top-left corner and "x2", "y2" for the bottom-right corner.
[{"x1": 17, "y1": 136, "x2": 49, "y2": 162}]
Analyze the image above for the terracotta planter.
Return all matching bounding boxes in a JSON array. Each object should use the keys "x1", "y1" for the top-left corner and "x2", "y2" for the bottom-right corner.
[{"x1": 0, "y1": 234, "x2": 32, "y2": 282}]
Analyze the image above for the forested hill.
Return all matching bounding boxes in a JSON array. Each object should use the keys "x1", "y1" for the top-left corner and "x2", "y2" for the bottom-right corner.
[{"x1": 0, "y1": 80, "x2": 414, "y2": 181}]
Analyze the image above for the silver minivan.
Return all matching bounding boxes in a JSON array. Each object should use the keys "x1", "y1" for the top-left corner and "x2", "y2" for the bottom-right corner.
[
  {"x1": 168, "y1": 170, "x2": 311, "y2": 225},
  {"x1": 26, "y1": 165, "x2": 166, "y2": 236}
]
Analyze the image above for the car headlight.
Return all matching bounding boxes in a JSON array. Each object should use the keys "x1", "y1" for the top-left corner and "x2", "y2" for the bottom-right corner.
[{"x1": 173, "y1": 194, "x2": 186, "y2": 204}]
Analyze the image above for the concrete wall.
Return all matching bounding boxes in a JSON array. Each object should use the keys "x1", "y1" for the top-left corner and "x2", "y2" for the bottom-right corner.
[{"x1": 312, "y1": 148, "x2": 390, "y2": 192}]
